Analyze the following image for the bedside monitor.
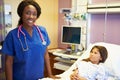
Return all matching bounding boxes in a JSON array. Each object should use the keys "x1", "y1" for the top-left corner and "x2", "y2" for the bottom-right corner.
[{"x1": 61, "y1": 25, "x2": 82, "y2": 45}]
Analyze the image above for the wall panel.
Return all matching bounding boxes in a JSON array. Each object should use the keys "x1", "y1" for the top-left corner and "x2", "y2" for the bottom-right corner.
[{"x1": 89, "y1": 0, "x2": 120, "y2": 45}]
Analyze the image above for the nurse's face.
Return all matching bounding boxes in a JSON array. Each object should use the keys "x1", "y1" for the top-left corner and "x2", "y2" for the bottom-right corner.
[
  {"x1": 22, "y1": 5, "x2": 37, "y2": 27},
  {"x1": 89, "y1": 48, "x2": 102, "y2": 64}
]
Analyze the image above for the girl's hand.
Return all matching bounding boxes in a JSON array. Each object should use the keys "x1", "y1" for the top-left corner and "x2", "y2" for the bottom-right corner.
[
  {"x1": 70, "y1": 69, "x2": 87, "y2": 80},
  {"x1": 70, "y1": 69, "x2": 79, "y2": 80}
]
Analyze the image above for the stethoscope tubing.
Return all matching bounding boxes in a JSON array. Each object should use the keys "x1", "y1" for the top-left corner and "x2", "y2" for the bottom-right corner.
[
  {"x1": 17, "y1": 24, "x2": 46, "y2": 51},
  {"x1": 35, "y1": 25, "x2": 45, "y2": 42}
]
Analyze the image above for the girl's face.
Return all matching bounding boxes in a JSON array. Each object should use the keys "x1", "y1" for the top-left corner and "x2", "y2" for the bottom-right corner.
[
  {"x1": 89, "y1": 48, "x2": 102, "y2": 64},
  {"x1": 22, "y1": 5, "x2": 37, "y2": 27}
]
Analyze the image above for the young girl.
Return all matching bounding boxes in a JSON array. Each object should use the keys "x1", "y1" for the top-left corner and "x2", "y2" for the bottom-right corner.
[{"x1": 70, "y1": 45, "x2": 108, "y2": 80}]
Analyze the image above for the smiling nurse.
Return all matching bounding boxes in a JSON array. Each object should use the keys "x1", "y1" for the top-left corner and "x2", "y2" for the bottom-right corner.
[{"x1": 1, "y1": 0, "x2": 56, "y2": 80}]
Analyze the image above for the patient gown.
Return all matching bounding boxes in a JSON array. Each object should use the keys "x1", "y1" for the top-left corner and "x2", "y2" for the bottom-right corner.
[{"x1": 76, "y1": 61, "x2": 107, "y2": 80}]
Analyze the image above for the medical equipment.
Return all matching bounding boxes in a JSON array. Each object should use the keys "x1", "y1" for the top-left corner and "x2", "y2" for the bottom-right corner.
[{"x1": 17, "y1": 25, "x2": 46, "y2": 51}]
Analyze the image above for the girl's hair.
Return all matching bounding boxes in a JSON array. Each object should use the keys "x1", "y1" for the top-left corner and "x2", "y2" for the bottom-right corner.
[
  {"x1": 83, "y1": 45, "x2": 108, "y2": 63},
  {"x1": 17, "y1": 0, "x2": 41, "y2": 26}
]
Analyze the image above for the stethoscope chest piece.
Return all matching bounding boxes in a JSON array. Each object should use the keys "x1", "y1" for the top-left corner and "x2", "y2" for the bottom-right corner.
[{"x1": 42, "y1": 41, "x2": 46, "y2": 45}]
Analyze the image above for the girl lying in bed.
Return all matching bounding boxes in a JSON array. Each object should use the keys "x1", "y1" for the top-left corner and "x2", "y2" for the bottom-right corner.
[{"x1": 70, "y1": 45, "x2": 108, "y2": 80}]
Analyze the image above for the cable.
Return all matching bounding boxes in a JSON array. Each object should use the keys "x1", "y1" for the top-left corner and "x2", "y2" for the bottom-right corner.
[{"x1": 104, "y1": 0, "x2": 108, "y2": 42}]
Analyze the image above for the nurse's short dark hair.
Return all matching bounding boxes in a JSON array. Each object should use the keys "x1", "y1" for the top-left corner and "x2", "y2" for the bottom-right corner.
[
  {"x1": 17, "y1": 0, "x2": 41, "y2": 18},
  {"x1": 17, "y1": 0, "x2": 41, "y2": 25}
]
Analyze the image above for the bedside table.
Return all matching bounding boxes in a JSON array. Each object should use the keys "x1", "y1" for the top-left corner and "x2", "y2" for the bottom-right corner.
[
  {"x1": 46, "y1": 48, "x2": 83, "y2": 76},
  {"x1": 48, "y1": 51, "x2": 64, "y2": 75}
]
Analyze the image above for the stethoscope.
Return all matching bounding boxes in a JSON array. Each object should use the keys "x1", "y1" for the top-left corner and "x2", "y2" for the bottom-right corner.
[{"x1": 17, "y1": 24, "x2": 46, "y2": 51}]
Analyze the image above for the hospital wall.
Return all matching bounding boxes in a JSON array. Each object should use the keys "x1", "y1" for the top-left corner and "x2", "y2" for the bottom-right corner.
[
  {"x1": 4, "y1": 0, "x2": 22, "y2": 33},
  {"x1": 3, "y1": 0, "x2": 120, "y2": 49},
  {"x1": 89, "y1": 14, "x2": 120, "y2": 45},
  {"x1": 58, "y1": 0, "x2": 72, "y2": 49},
  {"x1": 0, "y1": 0, "x2": 4, "y2": 42},
  {"x1": 88, "y1": 0, "x2": 120, "y2": 45},
  {"x1": 35, "y1": 0, "x2": 58, "y2": 49},
  {"x1": 57, "y1": 0, "x2": 120, "y2": 49}
]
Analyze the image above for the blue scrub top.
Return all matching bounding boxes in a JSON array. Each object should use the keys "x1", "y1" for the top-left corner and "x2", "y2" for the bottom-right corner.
[{"x1": 1, "y1": 26, "x2": 50, "y2": 80}]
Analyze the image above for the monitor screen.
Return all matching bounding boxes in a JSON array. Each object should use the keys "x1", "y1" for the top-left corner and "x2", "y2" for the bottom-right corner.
[{"x1": 61, "y1": 25, "x2": 81, "y2": 45}]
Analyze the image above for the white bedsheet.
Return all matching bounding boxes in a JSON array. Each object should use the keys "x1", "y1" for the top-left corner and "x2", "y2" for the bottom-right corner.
[{"x1": 40, "y1": 42, "x2": 120, "y2": 80}]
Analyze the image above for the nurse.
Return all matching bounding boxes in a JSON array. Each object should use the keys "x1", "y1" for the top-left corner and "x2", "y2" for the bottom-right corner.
[{"x1": 1, "y1": 0, "x2": 56, "y2": 80}]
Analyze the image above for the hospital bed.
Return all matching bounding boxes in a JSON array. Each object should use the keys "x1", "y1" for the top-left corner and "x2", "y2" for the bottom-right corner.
[{"x1": 40, "y1": 42, "x2": 120, "y2": 80}]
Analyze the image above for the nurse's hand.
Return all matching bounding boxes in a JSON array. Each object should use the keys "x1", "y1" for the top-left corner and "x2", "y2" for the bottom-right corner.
[{"x1": 49, "y1": 75, "x2": 61, "y2": 79}]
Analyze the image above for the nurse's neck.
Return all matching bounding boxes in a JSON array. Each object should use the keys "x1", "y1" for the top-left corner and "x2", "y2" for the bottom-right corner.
[{"x1": 22, "y1": 24, "x2": 33, "y2": 37}]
